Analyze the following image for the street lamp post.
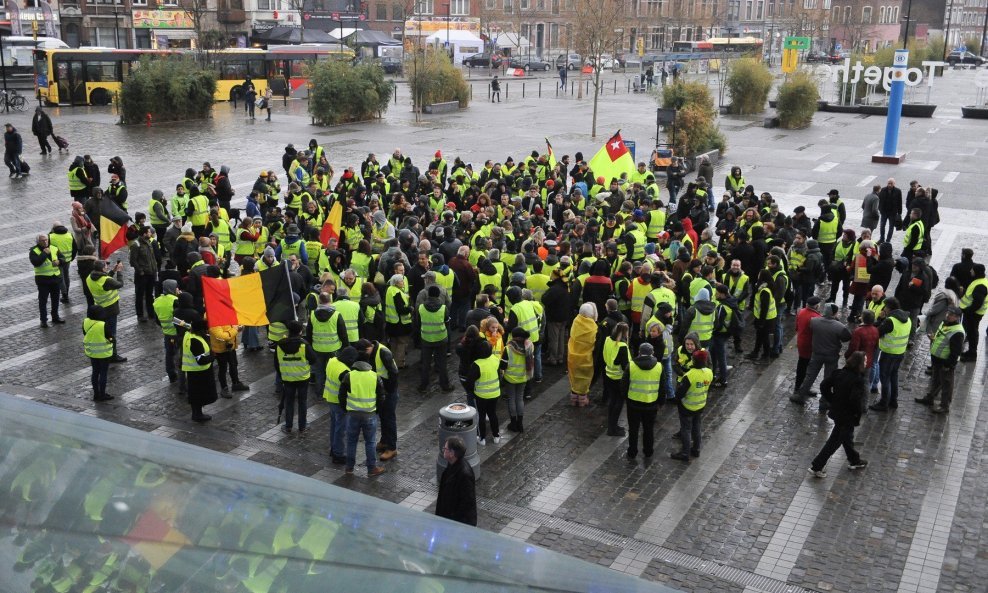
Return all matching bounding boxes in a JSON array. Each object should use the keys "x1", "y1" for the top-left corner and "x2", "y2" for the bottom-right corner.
[
  {"x1": 113, "y1": 8, "x2": 121, "y2": 49},
  {"x1": 943, "y1": 0, "x2": 953, "y2": 61},
  {"x1": 981, "y1": 1, "x2": 988, "y2": 58},
  {"x1": 901, "y1": 0, "x2": 913, "y2": 50}
]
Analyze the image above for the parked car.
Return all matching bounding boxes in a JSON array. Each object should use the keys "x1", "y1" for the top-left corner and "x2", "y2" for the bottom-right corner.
[
  {"x1": 947, "y1": 51, "x2": 986, "y2": 66},
  {"x1": 805, "y1": 51, "x2": 841, "y2": 64},
  {"x1": 378, "y1": 56, "x2": 402, "y2": 74},
  {"x1": 509, "y1": 56, "x2": 552, "y2": 71},
  {"x1": 462, "y1": 52, "x2": 503, "y2": 68},
  {"x1": 585, "y1": 54, "x2": 616, "y2": 69},
  {"x1": 554, "y1": 53, "x2": 583, "y2": 70}
]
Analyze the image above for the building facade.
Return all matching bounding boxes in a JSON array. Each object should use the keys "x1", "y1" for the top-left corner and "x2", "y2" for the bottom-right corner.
[
  {"x1": 943, "y1": 0, "x2": 987, "y2": 53},
  {"x1": 829, "y1": 0, "x2": 903, "y2": 52}
]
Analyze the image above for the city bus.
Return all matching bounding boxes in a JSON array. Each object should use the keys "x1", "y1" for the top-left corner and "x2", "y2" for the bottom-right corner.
[
  {"x1": 2, "y1": 36, "x2": 69, "y2": 76},
  {"x1": 672, "y1": 37, "x2": 764, "y2": 58},
  {"x1": 34, "y1": 45, "x2": 354, "y2": 106}
]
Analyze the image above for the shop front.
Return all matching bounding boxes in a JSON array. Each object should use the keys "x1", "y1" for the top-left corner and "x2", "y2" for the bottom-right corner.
[{"x1": 132, "y1": 9, "x2": 197, "y2": 49}]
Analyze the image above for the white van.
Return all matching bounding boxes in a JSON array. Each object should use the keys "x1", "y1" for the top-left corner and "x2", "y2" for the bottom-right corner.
[{"x1": 2, "y1": 36, "x2": 70, "y2": 74}]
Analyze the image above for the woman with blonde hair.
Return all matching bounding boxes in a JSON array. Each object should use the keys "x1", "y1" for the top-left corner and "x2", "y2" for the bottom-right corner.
[
  {"x1": 567, "y1": 302, "x2": 598, "y2": 406},
  {"x1": 480, "y1": 316, "x2": 505, "y2": 359}
]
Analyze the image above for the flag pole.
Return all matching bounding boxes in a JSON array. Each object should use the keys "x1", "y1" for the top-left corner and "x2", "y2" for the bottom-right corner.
[{"x1": 284, "y1": 259, "x2": 298, "y2": 322}]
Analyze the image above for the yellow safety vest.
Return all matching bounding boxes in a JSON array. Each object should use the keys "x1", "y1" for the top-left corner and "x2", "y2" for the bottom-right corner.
[
  {"x1": 646, "y1": 209, "x2": 666, "y2": 239},
  {"x1": 346, "y1": 369, "x2": 378, "y2": 412},
  {"x1": 181, "y1": 333, "x2": 211, "y2": 371},
  {"x1": 83, "y1": 318, "x2": 112, "y2": 359},
  {"x1": 267, "y1": 321, "x2": 288, "y2": 343},
  {"x1": 153, "y1": 294, "x2": 178, "y2": 336},
  {"x1": 817, "y1": 217, "x2": 838, "y2": 244},
  {"x1": 473, "y1": 354, "x2": 501, "y2": 399},
  {"x1": 903, "y1": 219, "x2": 926, "y2": 250},
  {"x1": 753, "y1": 286, "x2": 777, "y2": 320},
  {"x1": 503, "y1": 346, "x2": 528, "y2": 384},
  {"x1": 929, "y1": 322, "x2": 964, "y2": 360},
  {"x1": 418, "y1": 303, "x2": 448, "y2": 343},
  {"x1": 350, "y1": 251, "x2": 373, "y2": 277},
  {"x1": 385, "y1": 285, "x2": 411, "y2": 324},
  {"x1": 682, "y1": 367, "x2": 713, "y2": 411},
  {"x1": 435, "y1": 269, "x2": 454, "y2": 292},
  {"x1": 960, "y1": 278, "x2": 988, "y2": 316},
  {"x1": 689, "y1": 309, "x2": 716, "y2": 342},
  {"x1": 309, "y1": 309, "x2": 342, "y2": 354},
  {"x1": 32, "y1": 245, "x2": 61, "y2": 276},
  {"x1": 627, "y1": 361, "x2": 662, "y2": 403},
  {"x1": 86, "y1": 274, "x2": 120, "y2": 308},
  {"x1": 603, "y1": 337, "x2": 628, "y2": 380},
  {"x1": 68, "y1": 167, "x2": 87, "y2": 190},
  {"x1": 334, "y1": 298, "x2": 360, "y2": 343},
  {"x1": 511, "y1": 300, "x2": 540, "y2": 342},
  {"x1": 631, "y1": 280, "x2": 652, "y2": 314},
  {"x1": 189, "y1": 195, "x2": 210, "y2": 226},
  {"x1": 48, "y1": 233, "x2": 73, "y2": 262},
  {"x1": 372, "y1": 344, "x2": 392, "y2": 380},
  {"x1": 277, "y1": 342, "x2": 311, "y2": 381},
  {"x1": 323, "y1": 356, "x2": 350, "y2": 404},
  {"x1": 878, "y1": 316, "x2": 911, "y2": 355}
]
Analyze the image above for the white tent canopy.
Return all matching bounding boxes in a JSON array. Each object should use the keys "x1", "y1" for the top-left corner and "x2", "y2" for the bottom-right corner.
[
  {"x1": 424, "y1": 30, "x2": 484, "y2": 65},
  {"x1": 491, "y1": 32, "x2": 530, "y2": 50},
  {"x1": 328, "y1": 27, "x2": 359, "y2": 39}
]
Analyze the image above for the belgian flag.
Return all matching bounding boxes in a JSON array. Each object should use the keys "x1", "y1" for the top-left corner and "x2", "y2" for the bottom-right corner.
[
  {"x1": 201, "y1": 265, "x2": 295, "y2": 328},
  {"x1": 99, "y1": 199, "x2": 131, "y2": 258}
]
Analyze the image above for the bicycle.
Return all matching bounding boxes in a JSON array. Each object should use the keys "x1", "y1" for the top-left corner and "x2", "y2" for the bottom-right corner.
[{"x1": 0, "y1": 90, "x2": 27, "y2": 112}]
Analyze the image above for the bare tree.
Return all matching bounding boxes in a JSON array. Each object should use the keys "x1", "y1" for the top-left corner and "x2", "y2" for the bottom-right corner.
[
  {"x1": 181, "y1": 0, "x2": 214, "y2": 53},
  {"x1": 573, "y1": 0, "x2": 628, "y2": 137}
]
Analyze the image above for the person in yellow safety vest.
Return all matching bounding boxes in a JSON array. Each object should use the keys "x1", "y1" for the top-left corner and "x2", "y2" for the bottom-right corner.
[
  {"x1": 169, "y1": 183, "x2": 189, "y2": 222},
  {"x1": 500, "y1": 326, "x2": 534, "y2": 433},
  {"x1": 640, "y1": 272, "x2": 677, "y2": 335},
  {"x1": 186, "y1": 191, "x2": 211, "y2": 238},
  {"x1": 339, "y1": 358, "x2": 387, "y2": 476},
  {"x1": 274, "y1": 320, "x2": 315, "y2": 435},
  {"x1": 250, "y1": 216, "x2": 270, "y2": 258},
  {"x1": 384, "y1": 274, "x2": 413, "y2": 367},
  {"x1": 148, "y1": 188, "x2": 171, "y2": 243},
  {"x1": 303, "y1": 228, "x2": 328, "y2": 277},
  {"x1": 182, "y1": 317, "x2": 218, "y2": 422},
  {"x1": 333, "y1": 285, "x2": 362, "y2": 345},
  {"x1": 671, "y1": 349, "x2": 713, "y2": 462},
  {"x1": 625, "y1": 342, "x2": 662, "y2": 460},
  {"x1": 209, "y1": 322, "x2": 249, "y2": 397},
  {"x1": 645, "y1": 202, "x2": 666, "y2": 241},
  {"x1": 312, "y1": 168, "x2": 331, "y2": 193},
  {"x1": 416, "y1": 285, "x2": 455, "y2": 395},
  {"x1": 681, "y1": 290, "x2": 717, "y2": 347},
  {"x1": 47, "y1": 222, "x2": 76, "y2": 303},
  {"x1": 83, "y1": 305, "x2": 114, "y2": 402},
  {"x1": 276, "y1": 224, "x2": 309, "y2": 266},
  {"x1": 645, "y1": 175, "x2": 662, "y2": 203},
  {"x1": 901, "y1": 207, "x2": 926, "y2": 261},
  {"x1": 68, "y1": 155, "x2": 92, "y2": 202},
  {"x1": 106, "y1": 173, "x2": 128, "y2": 211},
  {"x1": 233, "y1": 216, "x2": 259, "y2": 264},
  {"x1": 307, "y1": 292, "x2": 349, "y2": 395},
  {"x1": 288, "y1": 153, "x2": 311, "y2": 187},
  {"x1": 725, "y1": 166, "x2": 746, "y2": 198},
  {"x1": 205, "y1": 211, "x2": 234, "y2": 255},
  {"x1": 370, "y1": 210, "x2": 395, "y2": 254},
  {"x1": 466, "y1": 350, "x2": 503, "y2": 445},
  {"x1": 812, "y1": 202, "x2": 839, "y2": 269},
  {"x1": 958, "y1": 264, "x2": 988, "y2": 360},
  {"x1": 153, "y1": 279, "x2": 181, "y2": 384},
  {"x1": 601, "y1": 322, "x2": 631, "y2": 436},
  {"x1": 725, "y1": 260, "x2": 751, "y2": 318},
  {"x1": 525, "y1": 261, "x2": 550, "y2": 302},
  {"x1": 870, "y1": 297, "x2": 911, "y2": 411},
  {"x1": 748, "y1": 269, "x2": 777, "y2": 361},
  {"x1": 916, "y1": 306, "x2": 965, "y2": 414},
  {"x1": 85, "y1": 259, "x2": 127, "y2": 361},
  {"x1": 322, "y1": 346, "x2": 359, "y2": 465}
]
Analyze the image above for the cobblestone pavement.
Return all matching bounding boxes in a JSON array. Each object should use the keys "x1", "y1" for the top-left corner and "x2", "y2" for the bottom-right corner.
[{"x1": 2, "y1": 70, "x2": 988, "y2": 592}]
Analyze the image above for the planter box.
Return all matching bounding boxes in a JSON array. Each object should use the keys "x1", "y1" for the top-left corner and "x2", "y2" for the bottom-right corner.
[
  {"x1": 824, "y1": 103, "x2": 861, "y2": 114},
  {"x1": 962, "y1": 106, "x2": 988, "y2": 119},
  {"x1": 423, "y1": 101, "x2": 460, "y2": 114}
]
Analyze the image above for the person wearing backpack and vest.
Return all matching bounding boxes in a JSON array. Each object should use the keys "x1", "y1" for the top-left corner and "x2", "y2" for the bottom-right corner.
[
  {"x1": 83, "y1": 305, "x2": 114, "y2": 402},
  {"x1": 466, "y1": 349, "x2": 503, "y2": 445},
  {"x1": 275, "y1": 320, "x2": 317, "y2": 433},
  {"x1": 30, "y1": 234, "x2": 65, "y2": 327},
  {"x1": 871, "y1": 297, "x2": 911, "y2": 412},
  {"x1": 501, "y1": 326, "x2": 534, "y2": 433},
  {"x1": 153, "y1": 279, "x2": 181, "y2": 384},
  {"x1": 747, "y1": 269, "x2": 777, "y2": 362},
  {"x1": 671, "y1": 350, "x2": 712, "y2": 462},
  {"x1": 916, "y1": 306, "x2": 965, "y2": 415},
  {"x1": 183, "y1": 317, "x2": 217, "y2": 422},
  {"x1": 339, "y1": 356, "x2": 387, "y2": 477},
  {"x1": 625, "y1": 342, "x2": 662, "y2": 460},
  {"x1": 86, "y1": 259, "x2": 127, "y2": 361},
  {"x1": 416, "y1": 285, "x2": 455, "y2": 395},
  {"x1": 306, "y1": 292, "x2": 348, "y2": 398},
  {"x1": 324, "y1": 346, "x2": 359, "y2": 465}
]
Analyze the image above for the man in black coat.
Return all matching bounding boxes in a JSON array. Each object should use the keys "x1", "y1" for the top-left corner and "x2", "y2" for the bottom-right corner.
[
  {"x1": 808, "y1": 351, "x2": 868, "y2": 477},
  {"x1": 436, "y1": 436, "x2": 477, "y2": 526},
  {"x1": 878, "y1": 178, "x2": 902, "y2": 243}
]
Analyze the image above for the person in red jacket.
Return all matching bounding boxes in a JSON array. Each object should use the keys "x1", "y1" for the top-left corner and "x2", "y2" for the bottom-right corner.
[
  {"x1": 794, "y1": 296, "x2": 822, "y2": 394},
  {"x1": 846, "y1": 309, "x2": 879, "y2": 377}
]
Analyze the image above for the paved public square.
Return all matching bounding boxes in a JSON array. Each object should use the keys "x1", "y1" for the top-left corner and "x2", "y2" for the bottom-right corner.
[{"x1": 2, "y1": 65, "x2": 988, "y2": 592}]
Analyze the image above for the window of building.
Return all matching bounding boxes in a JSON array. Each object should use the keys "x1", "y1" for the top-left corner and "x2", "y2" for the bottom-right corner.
[
  {"x1": 756, "y1": 0, "x2": 763, "y2": 19},
  {"x1": 745, "y1": 0, "x2": 753, "y2": 19},
  {"x1": 768, "y1": 0, "x2": 775, "y2": 16},
  {"x1": 549, "y1": 22, "x2": 559, "y2": 46},
  {"x1": 132, "y1": 0, "x2": 148, "y2": 6},
  {"x1": 451, "y1": 0, "x2": 468, "y2": 14},
  {"x1": 520, "y1": 0, "x2": 529, "y2": 9},
  {"x1": 803, "y1": 0, "x2": 816, "y2": 8},
  {"x1": 879, "y1": 6, "x2": 885, "y2": 23},
  {"x1": 649, "y1": 26, "x2": 663, "y2": 50},
  {"x1": 551, "y1": 0, "x2": 559, "y2": 14},
  {"x1": 843, "y1": 6, "x2": 850, "y2": 23},
  {"x1": 861, "y1": 5, "x2": 871, "y2": 23},
  {"x1": 536, "y1": 0, "x2": 545, "y2": 10},
  {"x1": 822, "y1": 0, "x2": 830, "y2": 8},
  {"x1": 504, "y1": 0, "x2": 512, "y2": 13},
  {"x1": 415, "y1": 0, "x2": 433, "y2": 14},
  {"x1": 375, "y1": 3, "x2": 387, "y2": 19}
]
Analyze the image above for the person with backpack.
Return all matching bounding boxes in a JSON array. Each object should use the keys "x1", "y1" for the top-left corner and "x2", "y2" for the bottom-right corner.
[{"x1": 808, "y1": 352, "x2": 869, "y2": 478}]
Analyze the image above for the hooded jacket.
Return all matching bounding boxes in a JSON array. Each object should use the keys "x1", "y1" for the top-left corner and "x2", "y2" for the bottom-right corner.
[
  {"x1": 680, "y1": 296, "x2": 718, "y2": 341},
  {"x1": 276, "y1": 335, "x2": 318, "y2": 377},
  {"x1": 800, "y1": 240, "x2": 824, "y2": 283},
  {"x1": 811, "y1": 207, "x2": 836, "y2": 241},
  {"x1": 306, "y1": 304, "x2": 349, "y2": 348},
  {"x1": 358, "y1": 290, "x2": 384, "y2": 341},
  {"x1": 626, "y1": 353, "x2": 660, "y2": 410},
  {"x1": 820, "y1": 367, "x2": 867, "y2": 426},
  {"x1": 808, "y1": 312, "x2": 851, "y2": 357},
  {"x1": 877, "y1": 308, "x2": 912, "y2": 342}
]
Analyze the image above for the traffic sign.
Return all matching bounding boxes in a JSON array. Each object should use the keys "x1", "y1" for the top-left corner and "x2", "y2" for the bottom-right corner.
[
  {"x1": 781, "y1": 48, "x2": 798, "y2": 73},
  {"x1": 625, "y1": 140, "x2": 636, "y2": 160},
  {"x1": 835, "y1": 42, "x2": 842, "y2": 51},
  {"x1": 332, "y1": 11, "x2": 339, "y2": 18},
  {"x1": 783, "y1": 36, "x2": 811, "y2": 50}
]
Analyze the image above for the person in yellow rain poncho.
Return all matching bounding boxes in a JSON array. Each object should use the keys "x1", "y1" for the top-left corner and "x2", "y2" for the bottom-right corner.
[{"x1": 567, "y1": 302, "x2": 598, "y2": 407}]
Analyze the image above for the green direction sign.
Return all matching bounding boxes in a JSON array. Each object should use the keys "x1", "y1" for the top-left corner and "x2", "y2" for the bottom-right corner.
[{"x1": 784, "y1": 36, "x2": 811, "y2": 50}]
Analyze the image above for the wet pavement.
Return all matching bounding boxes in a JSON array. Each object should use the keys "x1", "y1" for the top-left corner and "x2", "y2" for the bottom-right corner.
[{"x1": 2, "y1": 67, "x2": 988, "y2": 592}]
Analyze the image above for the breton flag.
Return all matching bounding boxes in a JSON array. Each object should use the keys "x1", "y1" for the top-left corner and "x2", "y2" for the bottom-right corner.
[
  {"x1": 99, "y1": 199, "x2": 131, "y2": 258},
  {"x1": 319, "y1": 200, "x2": 343, "y2": 247},
  {"x1": 545, "y1": 137, "x2": 557, "y2": 170},
  {"x1": 202, "y1": 265, "x2": 295, "y2": 328},
  {"x1": 588, "y1": 130, "x2": 636, "y2": 186}
]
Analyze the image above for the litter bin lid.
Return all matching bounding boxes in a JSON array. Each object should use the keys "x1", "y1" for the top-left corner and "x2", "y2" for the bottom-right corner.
[{"x1": 440, "y1": 403, "x2": 476, "y2": 421}]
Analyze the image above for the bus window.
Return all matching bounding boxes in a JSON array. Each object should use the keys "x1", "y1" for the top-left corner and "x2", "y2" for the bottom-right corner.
[
  {"x1": 248, "y1": 59, "x2": 266, "y2": 79},
  {"x1": 221, "y1": 60, "x2": 247, "y2": 80},
  {"x1": 290, "y1": 59, "x2": 307, "y2": 77},
  {"x1": 86, "y1": 61, "x2": 119, "y2": 83}
]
